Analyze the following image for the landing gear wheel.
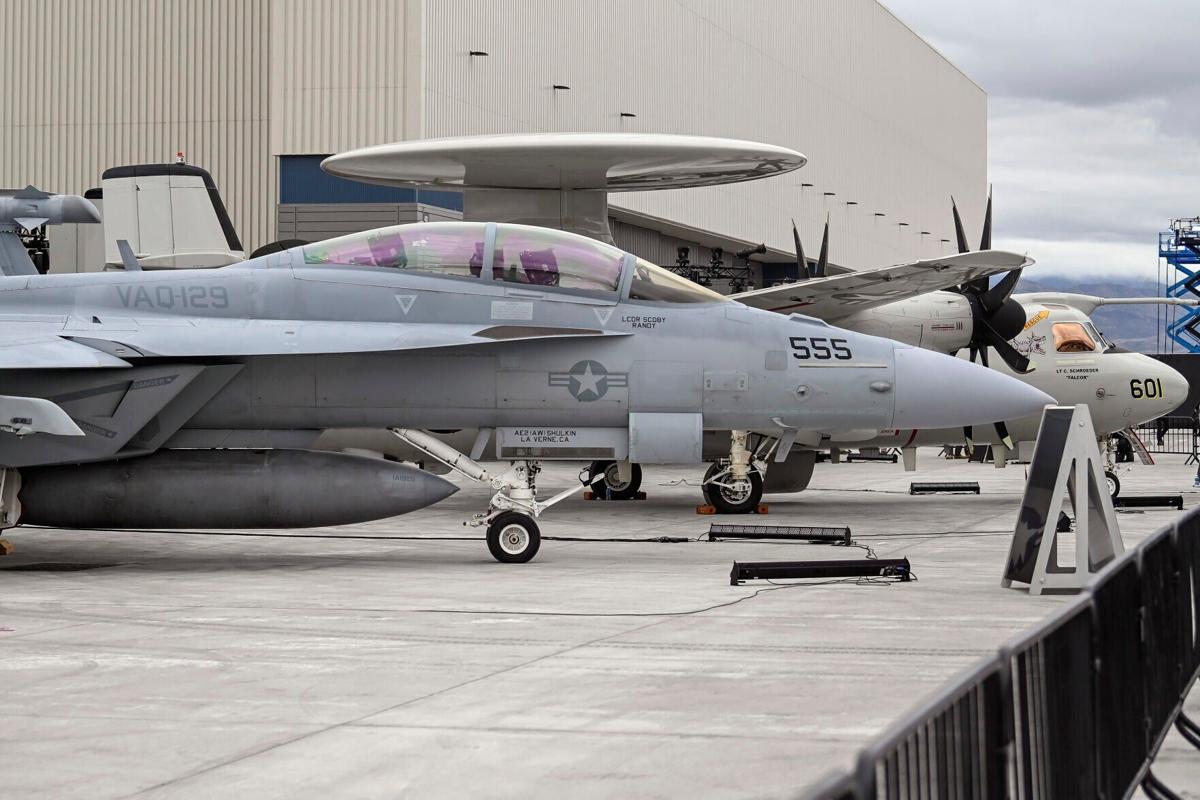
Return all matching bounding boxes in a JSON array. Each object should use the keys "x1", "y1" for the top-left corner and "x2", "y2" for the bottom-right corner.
[
  {"x1": 486, "y1": 512, "x2": 541, "y2": 564},
  {"x1": 589, "y1": 460, "x2": 642, "y2": 500},
  {"x1": 702, "y1": 462, "x2": 764, "y2": 514},
  {"x1": 1105, "y1": 470, "x2": 1121, "y2": 499}
]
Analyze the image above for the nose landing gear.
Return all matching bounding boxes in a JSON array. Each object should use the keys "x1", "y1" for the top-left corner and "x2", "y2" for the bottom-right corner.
[
  {"x1": 389, "y1": 428, "x2": 591, "y2": 563},
  {"x1": 486, "y1": 511, "x2": 541, "y2": 563}
]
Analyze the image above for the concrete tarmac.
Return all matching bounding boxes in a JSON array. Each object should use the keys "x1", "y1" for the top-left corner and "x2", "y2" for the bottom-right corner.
[{"x1": 1, "y1": 450, "x2": 1197, "y2": 798}]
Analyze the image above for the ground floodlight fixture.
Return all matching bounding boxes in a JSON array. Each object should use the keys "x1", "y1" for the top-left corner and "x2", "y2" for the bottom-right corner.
[
  {"x1": 874, "y1": 212, "x2": 885, "y2": 217},
  {"x1": 823, "y1": 191, "x2": 835, "y2": 196},
  {"x1": 898, "y1": 222, "x2": 909, "y2": 227},
  {"x1": 941, "y1": 238, "x2": 951, "y2": 243},
  {"x1": 553, "y1": 84, "x2": 570, "y2": 91},
  {"x1": 801, "y1": 182, "x2": 814, "y2": 187},
  {"x1": 846, "y1": 201, "x2": 858, "y2": 205},
  {"x1": 920, "y1": 230, "x2": 930, "y2": 235},
  {"x1": 620, "y1": 112, "x2": 636, "y2": 118},
  {"x1": 469, "y1": 50, "x2": 488, "y2": 57}
]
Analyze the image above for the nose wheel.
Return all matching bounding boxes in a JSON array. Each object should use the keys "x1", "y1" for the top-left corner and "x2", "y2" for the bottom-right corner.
[
  {"x1": 388, "y1": 428, "x2": 590, "y2": 564},
  {"x1": 486, "y1": 512, "x2": 541, "y2": 563}
]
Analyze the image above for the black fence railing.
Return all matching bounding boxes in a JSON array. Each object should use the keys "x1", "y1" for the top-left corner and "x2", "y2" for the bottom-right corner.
[
  {"x1": 1129, "y1": 415, "x2": 1197, "y2": 457},
  {"x1": 801, "y1": 508, "x2": 1200, "y2": 799}
]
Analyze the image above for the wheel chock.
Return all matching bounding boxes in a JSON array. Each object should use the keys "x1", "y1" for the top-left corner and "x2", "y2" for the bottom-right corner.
[
  {"x1": 586, "y1": 491, "x2": 648, "y2": 501},
  {"x1": 0, "y1": 539, "x2": 14, "y2": 555},
  {"x1": 697, "y1": 504, "x2": 769, "y2": 515}
]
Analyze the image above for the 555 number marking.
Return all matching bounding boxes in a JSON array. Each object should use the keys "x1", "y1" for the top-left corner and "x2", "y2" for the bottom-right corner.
[{"x1": 790, "y1": 336, "x2": 852, "y2": 361}]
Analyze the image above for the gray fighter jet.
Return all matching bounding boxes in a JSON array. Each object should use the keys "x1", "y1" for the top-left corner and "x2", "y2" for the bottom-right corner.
[{"x1": 0, "y1": 198, "x2": 1054, "y2": 560}]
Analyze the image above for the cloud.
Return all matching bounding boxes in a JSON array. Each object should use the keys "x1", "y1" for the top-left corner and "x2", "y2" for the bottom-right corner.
[
  {"x1": 885, "y1": 0, "x2": 1200, "y2": 279},
  {"x1": 989, "y1": 98, "x2": 1200, "y2": 245}
]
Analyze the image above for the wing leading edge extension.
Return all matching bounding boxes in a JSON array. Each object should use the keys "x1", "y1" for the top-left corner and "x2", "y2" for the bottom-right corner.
[{"x1": 0, "y1": 321, "x2": 630, "y2": 368}]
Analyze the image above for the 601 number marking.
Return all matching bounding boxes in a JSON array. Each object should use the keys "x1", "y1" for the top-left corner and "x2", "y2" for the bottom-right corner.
[
  {"x1": 1130, "y1": 378, "x2": 1164, "y2": 399},
  {"x1": 790, "y1": 336, "x2": 852, "y2": 360}
]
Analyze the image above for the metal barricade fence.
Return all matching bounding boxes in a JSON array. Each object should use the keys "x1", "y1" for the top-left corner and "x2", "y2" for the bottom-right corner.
[
  {"x1": 799, "y1": 509, "x2": 1200, "y2": 800},
  {"x1": 1130, "y1": 416, "x2": 1197, "y2": 457}
]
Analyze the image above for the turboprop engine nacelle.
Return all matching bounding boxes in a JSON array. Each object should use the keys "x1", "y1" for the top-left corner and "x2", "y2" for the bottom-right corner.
[
  {"x1": 14, "y1": 449, "x2": 457, "y2": 529},
  {"x1": 838, "y1": 292, "x2": 975, "y2": 353}
]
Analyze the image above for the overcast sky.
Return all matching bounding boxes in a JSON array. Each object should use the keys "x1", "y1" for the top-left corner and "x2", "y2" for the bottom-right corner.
[{"x1": 885, "y1": 0, "x2": 1200, "y2": 281}]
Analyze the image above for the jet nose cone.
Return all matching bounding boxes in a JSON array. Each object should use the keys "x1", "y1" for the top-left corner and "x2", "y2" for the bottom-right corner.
[
  {"x1": 1152, "y1": 360, "x2": 1190, "y2": 415},
  {"x1": 892, "y1": 347, "x2": 1053, "y2": 429}
]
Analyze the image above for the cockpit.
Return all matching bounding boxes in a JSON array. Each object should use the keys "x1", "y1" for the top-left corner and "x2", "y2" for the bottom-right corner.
[
  {"x1": 299, "y1": 222, "x2": 728, "y2": 303},
  {"x1": 1052, "y1": 320, "x2": 1113, "y2": 353}
]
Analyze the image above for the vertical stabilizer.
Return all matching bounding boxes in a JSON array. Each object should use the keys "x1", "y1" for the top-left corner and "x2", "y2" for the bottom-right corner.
[{"x1": 100, "y1": 164, "x2": 245, "y2": 268}]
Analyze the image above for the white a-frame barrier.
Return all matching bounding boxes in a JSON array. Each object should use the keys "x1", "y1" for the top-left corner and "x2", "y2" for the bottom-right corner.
[{"x1": 1002, "y1": 405, "x2": 1124, "y2": 595}]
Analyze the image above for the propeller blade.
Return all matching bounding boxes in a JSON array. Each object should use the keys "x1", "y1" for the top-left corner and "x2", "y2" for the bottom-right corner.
[
  {"x1": 792, "y1": 219, "x2": 808, "y2": 280},
  {"x1": 979, "y1": 186, "x2": 993, "y2": 251},
  {"x1": 980, "y1": 321, "x2": 1032, "y2": 373},
  {"x1": 994, "y1": 420, "x2": 1014, "y2": 451},
  {"x1": 951, "y1": 197, "x2": 970, "y2": 254},
  {"x1": 981, "y1": 268, "x2": 1023, "y2": 311},
  {"x1": 815, "y1": 214, "x2": 830, "y2": 278}
]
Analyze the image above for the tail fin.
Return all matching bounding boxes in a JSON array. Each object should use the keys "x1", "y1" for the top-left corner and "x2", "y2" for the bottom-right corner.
[{"x1": 100, "y1": 164, "x2": 245, "y2": 268}]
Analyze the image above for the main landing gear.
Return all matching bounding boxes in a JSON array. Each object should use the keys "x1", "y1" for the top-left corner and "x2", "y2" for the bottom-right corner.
[
  {"x1": 588, "y1": 460, "x2": 642, "y2": 500},
  {"x1": 701, "y1": 430, "x2": 766, "y2": 514},
  {"x1": 389, "y1": 428, "x2": 593, "y2": 564},
  {"x1": 1100, "y1": 436, "x2": 1123, "y2": 499}
]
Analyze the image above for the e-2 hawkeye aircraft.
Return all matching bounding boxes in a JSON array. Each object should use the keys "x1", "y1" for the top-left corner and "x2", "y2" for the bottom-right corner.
[
  {"x1": 0, "y1": 188, "x2": 1052, "y2": 563},
  {"x1": 731, "y1": 195, "x2": 1190, "y2": 497}
]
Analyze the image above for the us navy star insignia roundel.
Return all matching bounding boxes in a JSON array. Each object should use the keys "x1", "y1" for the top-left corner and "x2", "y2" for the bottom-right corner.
[{"x1": 548, "y1": 360, "x2": 629, "y2": 401}]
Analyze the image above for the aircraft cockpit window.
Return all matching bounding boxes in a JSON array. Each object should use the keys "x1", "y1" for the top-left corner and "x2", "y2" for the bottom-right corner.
[
  {"x1": 490, "y1": 225, "x2": 624, "y2": 292},
  {"x1": 628, "y1": 258, "x2": 729, "y2": 303},
  {"x1": 302, "y1": 223, "x2": 487, "y2": 279},
  {"x1": 1052, "y1": 322, "x2": 1097, "y2": 353},
  {"x1": 1084, "y1": 321, "x2": 1114, "y2": 351}
]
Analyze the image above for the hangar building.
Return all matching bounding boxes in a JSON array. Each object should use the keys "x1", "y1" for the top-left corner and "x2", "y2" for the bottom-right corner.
[{"x1": 0, "y1": 0, "x2": 986, "y2": 283}]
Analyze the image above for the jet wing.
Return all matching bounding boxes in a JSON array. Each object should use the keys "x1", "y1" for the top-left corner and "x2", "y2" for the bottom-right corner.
[
  {"x1": 0, "y1": 331, "x2": 132, "y2": 369},
  {"x1": 62, "y1": 320, "x2": 630, "y2": 359},
  {"x1": 732, "y1": 251, "x2": 1032, "y2": 320}
]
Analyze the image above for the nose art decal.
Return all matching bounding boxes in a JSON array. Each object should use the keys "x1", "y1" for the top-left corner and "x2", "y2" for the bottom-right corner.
[{"x1": 1014, "y1": 333, "x2": 1047, "y2": 356}]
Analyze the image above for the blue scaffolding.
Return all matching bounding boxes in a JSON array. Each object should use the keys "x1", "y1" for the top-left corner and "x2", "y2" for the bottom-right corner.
[{"x1": 1162, "y1": 217, "x2": 1200, "y2": 352}]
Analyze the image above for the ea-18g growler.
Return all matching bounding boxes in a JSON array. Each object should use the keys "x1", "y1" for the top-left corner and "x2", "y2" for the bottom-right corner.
[{"x1": 0, "y1": 204, "x2": 1051, "y2": 561}]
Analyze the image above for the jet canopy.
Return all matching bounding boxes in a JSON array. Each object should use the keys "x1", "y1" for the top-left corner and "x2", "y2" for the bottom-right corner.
[{"x1": 299, "y1": 221, "x2": 727, "y2": 303}]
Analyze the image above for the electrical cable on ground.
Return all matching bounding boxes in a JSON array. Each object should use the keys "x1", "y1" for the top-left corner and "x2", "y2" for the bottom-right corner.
[{"x1": 387, "y1": 575, "x2": 907, "y2": 618}]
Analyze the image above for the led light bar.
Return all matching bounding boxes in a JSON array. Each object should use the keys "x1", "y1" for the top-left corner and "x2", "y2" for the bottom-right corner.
[
  {"x1": 707, "y1": 524, "x2": 850, "y2": 544},
  {"x1": 909, "y1": 482, "x2": 980, "y2": 495},
  {"x1": 1113, "y1": 495, "x2": 1183, "y2": 510},
  {"x1": 730, "y1": 557, "x2": 912, "y2": 585}
]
